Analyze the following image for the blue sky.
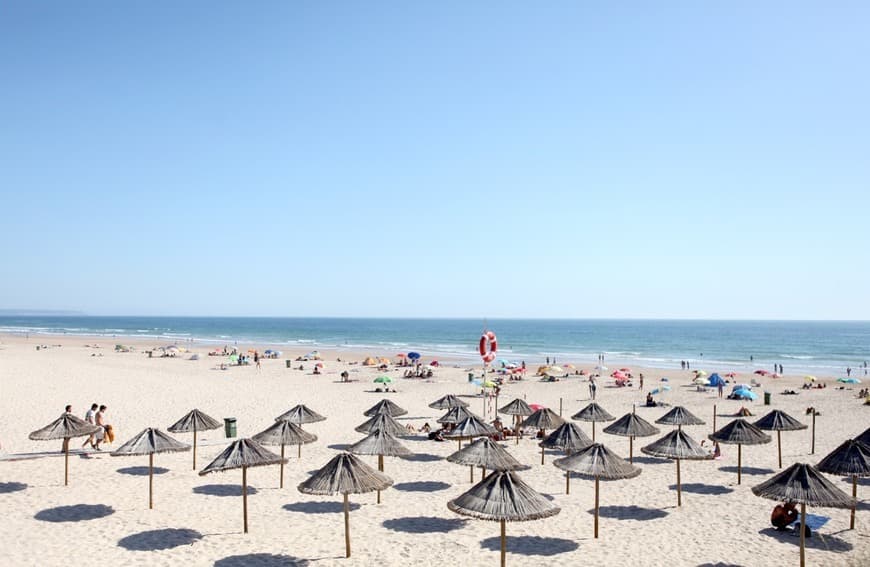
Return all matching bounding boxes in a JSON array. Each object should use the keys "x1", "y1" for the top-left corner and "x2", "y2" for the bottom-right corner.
[{"x1": 1, "y1": 1, "x2": 868, "y2": 319}]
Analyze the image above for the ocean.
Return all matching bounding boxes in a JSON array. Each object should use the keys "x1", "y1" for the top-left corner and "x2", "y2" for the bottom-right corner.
[{"x1": 2, "y1": 316, "x2": 868, "y2": 376}]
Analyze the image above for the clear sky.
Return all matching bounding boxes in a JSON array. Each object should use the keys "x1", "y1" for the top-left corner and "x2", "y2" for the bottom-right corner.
[{"x1": 1, "y1": 1, "x2": 868, "y2": 319}]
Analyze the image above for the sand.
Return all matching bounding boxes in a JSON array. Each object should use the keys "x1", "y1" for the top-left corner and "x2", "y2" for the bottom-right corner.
[{"x1": 0, "y1": 334, "x2": 868, "y2": 566}]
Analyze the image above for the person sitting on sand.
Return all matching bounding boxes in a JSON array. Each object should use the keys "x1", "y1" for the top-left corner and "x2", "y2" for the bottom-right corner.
[
  {"x1": 771, "y1": 501, "x2": 798, "y2": 530},
  {"x1": 645, "y1": 392, "x2": 657, "y2": 407},
  {"x1": 313, "y1": 366, "x2": 321, "y2": 375},
  {"x1": 419, "y1": 422, "x2": 431, "y2": 433},
  {"x1": 713, "y1": 441, "x2": 721, "y2": 459}
]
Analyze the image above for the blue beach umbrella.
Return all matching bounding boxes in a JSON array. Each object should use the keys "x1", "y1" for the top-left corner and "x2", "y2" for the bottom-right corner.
[
  {"x1": 708, "y1": 374, "x2": 726, "y2": 387},
  {"x1": 733, "y1": 388, "x2": 758, "y2": 401},
  {"x1": 837, "y1": 377, "x2": 861, "y2": 384},
  {"x1": 407, "y1": 352, "x2": 421, "y2": 361}
]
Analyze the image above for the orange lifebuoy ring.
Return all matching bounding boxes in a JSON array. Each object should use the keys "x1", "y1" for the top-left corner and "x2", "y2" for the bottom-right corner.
[{"x1": 479, "y1": 331, "x2": 498, "y2": 364}]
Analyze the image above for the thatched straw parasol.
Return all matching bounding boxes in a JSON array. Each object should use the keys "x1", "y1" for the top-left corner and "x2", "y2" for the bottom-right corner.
[
  {"x1": 167, "y1": 408, "x2": 222, "y2": 470},
  {"x1": 752, "y1": 463, "x2": 855, "y2": 567},
  {"x1": 252, "y1": 421, "x2": 317, "y2": 488},
  {"x1": 429, "y1": 394, "x2": 469, "y2": 410},
  {"x1": 275, "y1": 404, "x2": 326, "y2": 424},
  {"x1": 363, "y1": 399, "x2": 408, "y2": 417},
  {"x1": 857, "y1": 426, "x2": 870, "y2": 446},
  {"x1": 603, "y1": 411, "x2": 660, "y2": 464},
  {"x1": 445, "y1": 415, "x2": 497, "y2": 450},
  {"x1": 199, "y1": 438, "x2": 285, "y2": 533},
  {"x1": 349, "y1": 430, "x2": 411, "y2": 503},
  {"x1": 29, "y1": 413, "x2": 101, "y2": 486},
  {"x1": 571, "y1": 402, "x2": 615, "y2": 442},
  {"x1": 499, "y1": 398, "x2": 534, "y2": 445},
  {"x1": 447, "y1": 437, "x2": 527, "y2": 483},
  {"x1": 655, "y1": 406, "x2": 705, "y2": 429},
  {"x1": 448, "y1": 470, "x2": 560, "y2": 567},
  {"x1": 817, "y1": 439, "x2": 870, "y2": 530},
  {"x1": 299, "y1": 452, "x2": 392, "y2": 558},
  {"x1": 355, "y1": 413, "x2": 409, "y2": 438},
  {"x1": 642, "y1": 429, "x2": 713, "y2": 506},
  {"x1": 554, "y1": 443, "x2": 641, "y2": 538},
  {"x1": 709, "y1": 418, "x2": 771, "y2": 484},
  {"x1": 111, "y1": 428, "x2": 190, "y2": 509},
  {"x1": 539, "y1": 423, "x2": 593, "y2": 476},
  {"x1": 520, "y1": 408, "x2": 565, "y2": 447},
  {"x1": 754, "y1": 409, "x2": 807, "y2": 468},
  {"x1": 437, "y1": 405, "x2": 475, "y2": 425}
]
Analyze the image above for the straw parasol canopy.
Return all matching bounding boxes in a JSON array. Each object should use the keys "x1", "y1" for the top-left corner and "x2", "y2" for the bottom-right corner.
[
  {"x1": 252, "y1": 421, "x2": 317, "y2": 488},
  {"x1": 539, "y1": 423, "x2": 593, "y2": 470},
  {"x1": 499, "y1": 398, "x2": 533, "y2": 416},
  {"x1": 656, "y1": 406, "x2": 705, "y2": 428},
  {"x1": 447, "y1": 437, "x2": 527, "y2": 483},
  {"x1": 355, "y1": 413, "x2": 410, "y2": 438},
  {"x1": 499, "y1": 398, "x2": 534, "y2": 445},
  {"x1": 349, "y1": 429, "x2": 410, "y2": 504},
  {"x1": 275, "y1": 404, "x2": 326, "y2": 424},
  {"x1": 520, "y1": 408, "x2": 565, "y2": 436},
  {"x1": 437, "y1": 405, "x2": 475, "y2": 425},
  {"x1": 363, "y1": 399, "x2": 408, "y2": 417},
  {"x1": 754, "y1": 409, "x2": 808, "y2": 468},
  {"x1": 448, "y1": 470, "x2": 560, "y2": 567},
  {"x1": 554, "y1": 443, "x2": 641, "y2": 538},
  {"x1": 111, "y1": 428, "x2": 190, "y2": 509},
  {"x1": 429, "y1": 394, "x2": 469, "y2": 410},
  {"x1": 642, "y1": 429, "x2": 713, "y2": 506},
  {"x1": 571, "y1": 402, "x2": 615, "y2": 442},
  {"x1": 603, "y1": 412, "x2": 660, "y2": 464},
  {"x1": 299, "y1": 452, "x2": 393, "y2": 558},
  {"x1": 856, "y1": 426, "x2": 870, "y2": 446},
  {"x1": 817, "y1": 439, "x2": 870, "y2": 530},
  {"x1": 445, "y1": 415, "x2": 498, "y2": 450},
  {"x1": 752, "y1": 463, "x2": 856, "y2": 567},
  {"x1": 167, "y1": 408, "x2": 222, "y2": 470},
  {"x1": 709, "y1": 418, "x2": 771, "y2": 484},
  {"x1": 199, "y1": 438, "x2": 285, "y2": 533},
  {"x1": 29, "y1": 413, "x2": 101, "y2": 486}
]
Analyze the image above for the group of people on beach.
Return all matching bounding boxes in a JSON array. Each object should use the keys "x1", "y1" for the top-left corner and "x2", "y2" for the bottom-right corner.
[{"x1": 63, "y1": 403, "x2": 112, "y2": 451}]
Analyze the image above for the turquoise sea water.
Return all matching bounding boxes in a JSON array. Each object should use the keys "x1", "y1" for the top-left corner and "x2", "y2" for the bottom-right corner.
[{"x1": 2, "y1": 316, "x2": 868, "y2": 376}]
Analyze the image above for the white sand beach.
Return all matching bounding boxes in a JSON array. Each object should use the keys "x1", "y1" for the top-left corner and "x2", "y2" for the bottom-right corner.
[{"x1": 1, "y1": 335, "x2": 867, "y2": 566}]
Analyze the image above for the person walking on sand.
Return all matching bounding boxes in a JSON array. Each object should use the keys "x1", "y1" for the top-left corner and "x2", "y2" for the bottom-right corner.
[
  {"x1": 638, "y1": 373, "x2": 644, "y2": 390},
  {"x1": 588, "y1": 376, "x2": 597, "y2": 400},
  {"x1": 94, "y1": 405, "x2": 108, "y2": 451},
  {"x1": 82, "y1": 403, "x2": 98, "y2": 449},
  {"x1": 718, "y1": 381, "x2": 724, "y2": 398}
]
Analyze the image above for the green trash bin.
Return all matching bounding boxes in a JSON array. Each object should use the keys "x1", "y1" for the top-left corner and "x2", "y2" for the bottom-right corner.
[
  {"x1": 286, "y1": 359, "x2": 292, "y2": 368},
  {"x1": 468, "y1": 372, "x2": 474, "y2": 382},
  {"x1": 763, "y1": 392, "x2": 771, "y2": 406},
  {"x1": 224, "y1": 418, "x2": 237, "y2": 438}
]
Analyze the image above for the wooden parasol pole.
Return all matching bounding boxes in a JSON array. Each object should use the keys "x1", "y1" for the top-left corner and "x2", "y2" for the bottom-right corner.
[
  {"x1": 559, "y1": 398, "x2": 563, "y2": 416},
  {"x1": 192, "y1": 426, "x2": 197, "y2": 470},
  {"x1": 242, "y1": 465, "x2": 248, "y2": 533},
  {"x1": 676, "y1": 458, "x2": 682, "y2": 507},
  {"x1": 594, "y1": 475, "x2": 600, "y2": 538},
  {"x1": 799, "y1": 502, "x2": 806, "y2": 567},
  {"x1": 279, "y1": 444, "x2": 285, "y2": 489},
  {"x1": 851, "y1": 475, "x2": 857, "y2": 529},
  {"x1": 500, "y1": 519, "x2": 506, "y2": 567},
  {"x1": 629, "y1": 436, "x2": 634, "y2": 465},
  {"x1": 64, "y1": 438, "x2": 70, "y2": 486},
  {"x1": 149, "y1": 453, "x2": 154, "y2": 509},
  {"x1": 541, "y1": 445, "x2": 545, "y2": 466},
  {"x1": 298, "y1": 442, "x2": 302, "y2": 458},
  {"x1": 777, "y1": 430, "x2": 782, "y2": 468},
  {"x1": 592, "y1": 422, "x2": 596, "y2": 442},
  {"x1": 378, "y1": 454, "x2": 384, "y2": 504},
  {"x1": 737, "y1": 444, "x2": 742, "y2": 485},
  {"x1": 566, "y1": 470, "x2": 570, "y2": 495},
  {"x1": 344, "y1": 493, "x2": 351, "y2": 558},
  {"x1": 470, "y1": 465, "x2": 474, "y2": 483},
  {"x1": 811, "y1": 412, "x2": 816, "y2": 454}
]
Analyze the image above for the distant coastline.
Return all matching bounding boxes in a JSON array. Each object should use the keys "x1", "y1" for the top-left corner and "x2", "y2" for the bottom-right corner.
[{"x1": 1, "y1": 315, "x2": 868, "y2": 376}]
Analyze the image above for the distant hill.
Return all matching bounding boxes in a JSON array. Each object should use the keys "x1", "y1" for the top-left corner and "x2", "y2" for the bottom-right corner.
[{"x1": 0, "y1": 310, "x2": 86, "y2": 316}]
